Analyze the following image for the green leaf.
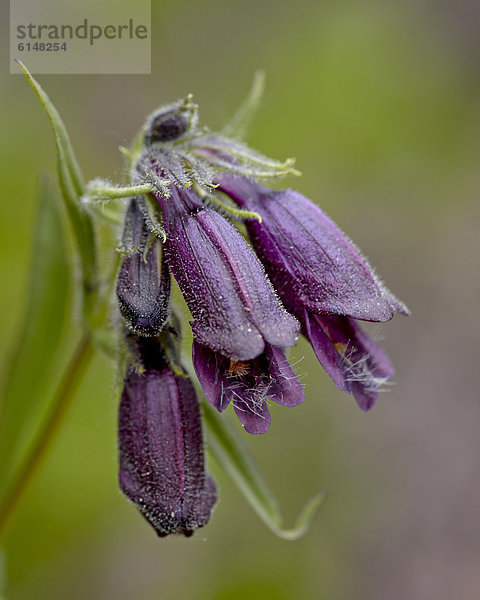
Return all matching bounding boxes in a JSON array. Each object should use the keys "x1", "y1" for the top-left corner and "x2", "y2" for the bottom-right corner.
[
  {"x1": 15, "y1": 59, "x2": 98, "y2": 322},
  {"x1": 0, "y1": 549, "x2": 6, "y2": 599},
  {"x1": 203, "y1": 401, "x2": 325, "y2": 540},
  {"x1": 0, "y1": 177, "x2": 71, "y2": 498},
  {"x1": 222, "y1": 70, "x2": 266, "y2": 139}
]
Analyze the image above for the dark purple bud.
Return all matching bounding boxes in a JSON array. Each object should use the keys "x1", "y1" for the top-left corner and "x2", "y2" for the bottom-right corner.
[
  {"x1": 156, "y1": 183, "x2": 299, "y2": 361},
  {"x1": 193, "y1": 341, "x2": 304, "y2": 434},
  {"x1": 303, "y1": 311, "x2": 394, "y2": 410},
  {"x1": 218, "y1": 175, "x2": 409, "y2": 322},
  {"x1": 144, "y1": 97, "x2": 197, "y2": 144},
  {"x1": 119, "y1": 339, "x2": 217, "y2": 537},
  {"x1": 116, "y1": 198, "x2": 170, "y2": 337}
]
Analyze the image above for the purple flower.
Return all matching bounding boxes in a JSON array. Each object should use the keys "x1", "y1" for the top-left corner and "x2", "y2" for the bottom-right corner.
[
  {"x1": 116, "y1": 197, "x2": 170, "y2": 337},
  {"x1": 153, "y1": 181, "x2": 299, "y2": 361},
  {"x1": 118, "y1": 337, "x2": 217, "y2": 537},
  {"x1": 116, "y1": 96, "x2": 409, "y2": 442},
  {"x1": 218, "y1": 174, "x2": 409, "y2": 410},
  {"x1": 83, "y1": 90, "x2": 410, "y2": 539},
  {"x1": 193, "y1": 341, "x2": 304, "y2": 434}
]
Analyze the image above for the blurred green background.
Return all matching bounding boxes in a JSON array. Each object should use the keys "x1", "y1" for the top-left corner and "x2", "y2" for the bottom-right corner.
[{"x1": 1, "y1": 0, "x2": 480, "y2": 598}]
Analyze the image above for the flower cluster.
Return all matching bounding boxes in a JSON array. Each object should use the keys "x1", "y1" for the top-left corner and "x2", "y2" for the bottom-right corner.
[{"x1": 115, "y1": 95, "x2": 408, "y2": 537}]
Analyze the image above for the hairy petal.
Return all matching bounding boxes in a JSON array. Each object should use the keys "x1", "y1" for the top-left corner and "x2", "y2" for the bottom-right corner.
[
  {"x1": 303, "y1": 312, "x2": 394, "y2": 410},
  {"x1": 264, "y1": 344, "x2": 305, "y2": 407},
  {"x1": 219, "y1": 175, "x2": 409, "y2": 322},
  {"x1": 233, "y1": 395, "x2": 271, "y2": 435}
]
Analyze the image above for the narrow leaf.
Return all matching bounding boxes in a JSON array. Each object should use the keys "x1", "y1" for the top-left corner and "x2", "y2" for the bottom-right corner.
[
  {"x1": 0, "y1": 177, "x2": 71, "y2": 497},
  {"x1": 222, "y1": 70, "x2": 266, "y2": 139},
  {"x1": 202, "y1": 401, "x2": 324, "y2": 540},
  {"x1": 15, "y1": 59, "x2": 97, "y2": 320}
]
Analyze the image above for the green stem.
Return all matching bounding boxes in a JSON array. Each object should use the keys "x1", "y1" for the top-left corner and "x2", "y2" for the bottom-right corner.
[
  {"x1": 0, "y1": 333, "x2": 94, "y2": 542},
  {"x1": 85, "y1": 182, "x2": 154, "y2": 203}
]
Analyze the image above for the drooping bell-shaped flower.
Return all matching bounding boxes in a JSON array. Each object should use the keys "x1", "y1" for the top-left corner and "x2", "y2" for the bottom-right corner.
[
  {"x1": 116, "y1": 197, "x2": 170, "y2": 337},
  {"x1": 153, "y1": 182, "x2": 299, "y2": 361},
  {"x1": 218, "y1": 174, "x2": 408, "y2": 321},
  {"x1": 218, "y1": 174, "x2": 409, "y2": 409},
  {"x1": 193, "y1": 341, "x2": 304, "y2": 434},
  {"x1": 118, "y1": 336, "x2": 217, "y2": 537}
]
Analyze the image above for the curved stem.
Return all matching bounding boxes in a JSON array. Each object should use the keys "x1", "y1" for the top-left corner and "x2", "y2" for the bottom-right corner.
[{"x1": 0, "y1": 333, "x2": 94, "y2": 542}]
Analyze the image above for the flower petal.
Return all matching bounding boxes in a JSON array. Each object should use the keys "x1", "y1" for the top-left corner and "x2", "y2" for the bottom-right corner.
[
  {"x1": 263, "y1": 344, "x2": 305, "y2": 407},
  {"x1": 303, "y1": 312, "x2": 394, "y2": 410},
  {"x1": 192, "y1": 341, "x2": 231, "y2": 412},
  {"x1": 219, "y1": 175, "x2": 409, "y2": 322},
  {"x1": 233, "y1": 395, "x2": 271, "y2": 435},
  {"x1": 302, "y1": 309, "x2": 349, "y2": 393}
]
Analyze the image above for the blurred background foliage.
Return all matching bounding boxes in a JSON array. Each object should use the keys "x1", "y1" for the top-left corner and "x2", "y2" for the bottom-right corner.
[{"x1": 1, "y1": 0, "x2": 479, "y2": 598}]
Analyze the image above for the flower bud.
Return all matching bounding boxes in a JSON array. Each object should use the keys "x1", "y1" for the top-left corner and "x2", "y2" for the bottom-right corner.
[
  {"x1": 119, "y1": 338, "x2": 217, "y2": 537},
  {"x1": 144, "y1": 97, "x2": 198, "y2": 144},
  {"x1": 116, "y1": 198, "x2": 170, "y2": 337}
]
